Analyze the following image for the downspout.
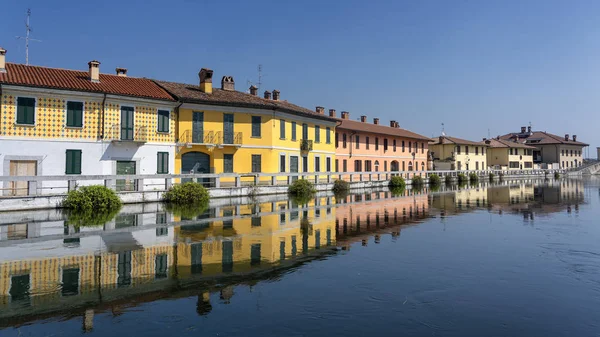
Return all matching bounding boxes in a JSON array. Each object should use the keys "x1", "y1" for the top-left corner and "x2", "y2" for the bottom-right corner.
[
  {"x1": 100, "y1": 93, "x2": 107, "y2": 139},
  {"x1": 349, "y1": 131, "x2": 357, "y2": 158},
  {"x1": 175, "y1": 101, "x2": 183, "y2": 143},
  {"x1": 0, "y1": 84, "x2": 3, "y2": 136}
]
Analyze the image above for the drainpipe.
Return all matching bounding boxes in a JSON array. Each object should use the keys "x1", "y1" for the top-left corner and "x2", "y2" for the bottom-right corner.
[
  {"x1": 349, "y1": 131, "x2": 357, "y2": 158},
  {"x1": 0, "y1": 84, "x2": 3, "y2": 136},
  {"x1": 174, "y1": 101, "x2": 183, "y2": 142},
  {"x1": 100, "y1": 93, "x2": 107, "y2": 139}
]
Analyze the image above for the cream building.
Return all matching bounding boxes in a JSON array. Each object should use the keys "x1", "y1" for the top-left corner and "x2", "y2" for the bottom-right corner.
[
  {"x1": 429, "y1": 135, "x2": 487, "y2": 171},
  {"x1": 482, "y1": 138, "x2": 535, "y2": 170}
]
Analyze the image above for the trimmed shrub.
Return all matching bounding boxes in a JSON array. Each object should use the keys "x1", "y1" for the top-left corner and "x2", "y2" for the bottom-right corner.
[
  {"x1": 489, "y1": 172, "x2": 495, "y2": 181},
  {"x1": 457, "y1": 173, "x2": 468, "y2": 183},
  {"x1": 289, "y1": 179, "x2": 316, "y2": 196},
  {"x1": 554, "y1": 172, "x2": 560, "y2": 179},
  {"x1": 388, "y1": 176, "x2": 406, "y2": 189},
  {"x1": 411, "y1": 175, "x2": 424, "y2": 188},
  {"x1": 332, "y1": 179, "x2": 350, "y2": 193},
  {"x1": 63, "y1": 185, "x2": 122, "y2": 212},
  {"x1": 469, "y1": 173, "x2": 479, "y2": 183},
  {"x1": 163, "y1": 182, "x2": 209, "y2": 205},
  {"x1": 428, "y1": 174, "x2": 441, "y2": 186},
  {"x1": 445, "y1": 175, "x2": 453, "y2": 185}
]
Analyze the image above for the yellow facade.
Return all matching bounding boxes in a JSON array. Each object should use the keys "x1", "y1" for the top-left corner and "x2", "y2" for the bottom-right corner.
[
  {"x1": 430, "y1": 143, "x2": 488, "y2": 171},
  {"x1": 487, "y1": 147, "x2": 534, "y2": 170}
]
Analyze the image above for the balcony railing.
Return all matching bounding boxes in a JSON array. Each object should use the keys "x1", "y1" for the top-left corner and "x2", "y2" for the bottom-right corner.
[
  {"x1": 215, "y1": 131, "x2": 243, "y2": 146},
  {"x1": 180, "y1": 130, "x2": 215, "y2": 145},
  {"x1": 301, "y1": 139, "x2": 313, "y2": 152},
  {"x1": 106, "y1": 124, "x2": 147, "y2": 143}
]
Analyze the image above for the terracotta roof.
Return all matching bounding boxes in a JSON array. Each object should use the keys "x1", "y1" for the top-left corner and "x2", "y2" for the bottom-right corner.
[
  {"x1": 430, "y1": 135, "x2": 482, "y2": 146},
  {"x1": 155, "y1": 80, "x2": 336, "y2": 121},
  {"x1": 335, "y1": 118, "x2": 430, "y2": 140},
  {"x1": 480, "y1": 138, "x2": 537, "y2": 149},
  {"x1": 0, "y1": 63, "x2": 175, "y2": 101},
  {"x1": 499, "y1": 131, "x2": 588, "y2": 146}
]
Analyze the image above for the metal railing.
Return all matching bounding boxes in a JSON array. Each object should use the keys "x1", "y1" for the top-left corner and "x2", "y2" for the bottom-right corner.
[
  {"x1": 214, "y1": 131, "x2": 243, "y2": 145},
  {"x1": 0, "y1": 168, "x2": 565, "y2": 198},
  {"x1": 105, "y1": 124, "x2": 147, "y2": 143},
  {"x1": 301, "y1": 139, "x2": 313, "y2": 151},
  {"x1": 179, "y1": 130, "x2": 215, "y2": 144}
]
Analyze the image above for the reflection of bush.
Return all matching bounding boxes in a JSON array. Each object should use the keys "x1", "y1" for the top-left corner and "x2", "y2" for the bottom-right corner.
[
  {"x1": 333, "y1": 189, "x2": 349, "y2": 201},
  {"x1": 554, "y1": 172, "x2": 560, "y2": 179},
  {"x1": 469, "y1": 173, "x2": 479, "y2": 183},
  {"x1": 390, "y1": 186, "x2": 406, "y2": 197},
  {"x1": 457, "y1": 173, "x2": 468, "y2": 183},
  {"x1": 489, "y1": 172, "x2": 495, "y2": 181},
  {"x1": 65, "y1": 208, "x2": 121, "y2": 228},
  {"x1": 165, "y1": 202, "x2": 209, "y2": 219},
  {"x1": 429, "y1": 184, "x2": 441, "y2": 192},
  {"x1": 445, "y1": 175, "x2": 453, "y2": 185},
  {"x1": 428, "y1": 174, "x2": 441, "y2": 186},
  {"x1": 290, "y1": 193, "x2": 314, "y2": 206},
  {"x1": 411, "y1": 175, "x2": 424, "y2": 188},
  {"x1": 332, "y1": 179, "x2": 350, "y2": 193}
]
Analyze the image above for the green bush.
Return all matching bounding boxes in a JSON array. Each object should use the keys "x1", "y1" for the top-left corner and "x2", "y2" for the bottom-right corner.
[
  {"x1": 411, "y1": 175, "x2": 424, "y2": 188},
  {"x1": 388, "y1": 176, "x2": 406, "y2": 189},
  {"x1": 288, "y1": 179, "x2": 316, "y2": 195},
  {"x1": 163, "y1": 182, "x2": 209, "y2": 205},
  {"x1": 63, "y1": 185, "x2": 122, "y2": 212},
  {"x1": 554, "y1": 172, "x2": 560, "y2": 179},
  {"x1": 332, "y1": 179, "x2": 350, "y2": 193},
  {"x1": 428, "y1": 174, "x2": 441, "y2": 186},
  {"x1": 469, "y1": 173, "x2": 479, "y2": 183},
  {"x1": 489, "y1": 172, "x2": 495, "y2": 181},
  {"x1": 457, "y1": 173, "x2": 468, "y2": 183},
  {"x1": 445, "y1": 175, "x2": 453, "y2": 185}
]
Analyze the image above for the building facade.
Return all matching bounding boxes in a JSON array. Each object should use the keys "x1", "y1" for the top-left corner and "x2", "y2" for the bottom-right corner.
[
  {"x1": 0, "y1": 50, "x2": 178, "y2": 195},
  {"x1": 334, "y1": 113, "x2": 429, "y2": 176},
  {"x1": 429, "y1": 135, "x2": 487, "y2": 171},
  {"x1": 482, "y1": 138, "x2": 535, "y2": 170},
  {"x1": 499, "y1": 126, "x2": 588, "y2": 169},
  {"x1": 156, "y1": 70, "x2": 337, "y2": 185}
]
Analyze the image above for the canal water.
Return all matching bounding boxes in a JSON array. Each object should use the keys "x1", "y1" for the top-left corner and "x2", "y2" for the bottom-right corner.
[{"x1": 0, "y1": 178, "x2": 598, "y2": 336}]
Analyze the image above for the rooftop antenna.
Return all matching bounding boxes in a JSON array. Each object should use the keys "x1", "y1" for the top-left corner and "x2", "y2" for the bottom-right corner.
[
  {"x1": 16, "y1": 9, "x2": 41, "y2": 65},
  {"x1": 488, "y1": 128, "x2": 491, "y2": 139},
  {"x1": 441, "y1": 122, "x2": 446, "y2": 136},
  {"x1": 246, "y1": 64, "x2": 264, "y2": 92}
]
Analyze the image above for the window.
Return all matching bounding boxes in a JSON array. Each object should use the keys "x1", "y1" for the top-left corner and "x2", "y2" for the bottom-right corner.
[
  {"x1": 524, "y1": 162, "x2": 533, "y2": 168},
  {"x1": 335, "y1": 159, "x2": 339, "y2": 172},
  {"x1": 66, "y1": 101, "x2": 84, "y2": 128},
  {"x1": 10, "y1": 274, "x2": 30, "y2": 301},
  {"x1": 343, "y1": 134, "x2": 347, "y2": 148},
  {"x1": 375, "y1": 138, "x2": 379, "y2": 150},
  {"x1": 251, "y1": 155, "x2": 261, "y2": 172},
  {"x1": 421, "y1": 162, "x2": 425, "y2": 171},
  {"x1": 421, "y1": 143, "x2": 424, "y2": 154},
  {"x1": 280, "y1": 119, "x2": 286, "y2": 139},
  {"x1": 252, "y1": 216, "x2": 261, "y2": 227},
  {"x1": 465, "y1": 146, "x2": 469, "y2": 155},
  {"x1": 335, "y1": 132, "x2": 339, "y2": 147},
  {"x1": 315, "y1": 156, "x2": 320, "y2": 172},
  {"x1": 365, "y1": 160, "x2": 372, "y2": 171},
  {"x1": 157, "y1": 152, "x2": 169, "y2": 174},
  {"x1": 118, "y1": 251, "x2": 132, "y2": 287},
  {"x1": 366, "y1": 136, "x2": 370, "y2": 149},
  {"x1": 280, "y1": 240, "x2": 286, "y2": 261},
  {"x1": 62, "y1": 268, "x2": 79, "y2": 296},
  {"x1": 393, "y1": 139, "x2": 397, "y2": 152},
  {"x1": 456, "y1": 146, "x2": 461, "y2": 155},
  {"x1": 402, "y1": 140, "x2": 405, "y2": 152},
  {"x1": 251, "y1": 243, "x2": 261, "y2": 266},
  {"x1": 384, "y1": 161, "x2": 388, "y2": 171},
  {"x1": 157, "y1": 109, "x2": 169, "y2": 132},
  {"x1": 561, "y1": 150, "x2": 564, "y2": 156},
  {"x1": 375, "y1": 160, "x2": 380, "y2": 171},
  {"x1": 326, "y1": 157, "x2": 331, "y2": 171},
  {"x1": 17, "y1": 97, "x2": 35, "y2": 125},
  {"x1": 155, "y1": 254, "x2": 168, "y2": 279},
  {"x1": 326, "y1": 127, "x2": 331, "y2": 144},
  {"x1": 409, "y1": 141, "x2": 412, "y2": 153},
  {"x1": 223, "y1": 154, "x2": 234, "y2": 173},
  {"x1": 66, "y1": 150, "x2": 82, "y2": 175},
  {"x1": 354, "y1": 160, "x2": 362, "y2": 172},
  {"x1": 384, "y1": 139, "x2": 388, "y2": 151},
  {"x1": 343, "y1": 159, "x2": 347, "y2": 172},
  {"x1": 355, "y1": 135, "x2": 360, "y2": 149},
  {"x1": 476, "y1": 162, "x2": 479, "y2": 170},
  {"x1": 475, "y1": 147, "x2": 479, "y2": 155},
  {"x1": 292, "y1": 122, "x2": 297, "y2": 141},
  {"x1": 315, "y1": 125, "x2": 320, "y2": 143},
  {"x1": 251, "y1": 116, "x2": 261, "y2": 137},
  {"x1": 280, "y1": 155, "x2": 286, "y2": 172},
  {"x1": 302, "y1": 123, "x2": 308, "y2": 139},
  {"x1": 509, "y1": 161, "x2": 520, "y2": 168}
]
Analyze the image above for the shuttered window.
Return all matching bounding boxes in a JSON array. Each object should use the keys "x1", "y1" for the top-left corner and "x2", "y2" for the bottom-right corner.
[
  {"x1": 157, "y1": 152, "x2": 169, "y2": 174},
  {"x1": 280, "y1": 119, "x2": 286, "y2": 139},
  {"x1": 326, "y1": 127, "x2": 331, "y2": 144},
  {"x1": 252, "y1": 155, "x2": 262, "y2": 173},
  {"x1": 252, "y1": 116, "x2": 261, "y2": 137},
  {"x1": 223, "y1": 154, "x2": 234, "y2": 173},
  {"x1": 157, "y1": 110, "x2": 170, "y2": 132},
  {"x1": 292, "y1": 122, "x2": 297, "y2": 141},
  {"x1": 66, "y1": 150, "x2": 82, "y2": 175},
  {"x1": 315, "y1": 157, "x2": 320, "y2": 172},
  {"x1": 66, "y1": 101, "x2": 83, "y2": 127},
  {"x1": 315, "y1": 125, "x2": 321, "y2": 143},
  {"x1": 17, "y1": 97, "x2": 35, "y2": 125}
]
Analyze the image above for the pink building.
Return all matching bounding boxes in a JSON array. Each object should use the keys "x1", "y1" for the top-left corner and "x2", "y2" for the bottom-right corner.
[{"x1": 333, "y1": 111, "x2": 430, "y2": 177}]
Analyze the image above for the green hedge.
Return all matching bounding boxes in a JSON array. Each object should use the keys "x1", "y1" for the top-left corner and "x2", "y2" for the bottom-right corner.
[
  {"x1": 445, "y1": 175, "x2": 453, "y2": 185},
  {"x1": 163, "y1": 182, "x2": 209, "y2": 205},
  {"x1": 411, "y1": 175, "x2": 424, "y2": 187},
  {"x1": 428, "y1": 174, "x2": 441, "y2": 185},
  {"x1": 332, "y1": 179, "x2": 350, "y2": 193},
  {"x1": 288, "y1": 179, "x2": 316, "y2": 195},
  {"x1": 457, "y1": 173, "x2": 468, "y2": 183},
  {"x1": 388, "y1": 176, "x2": 406, "y2": 189},
  {"x1": 469, "y1": 173, "x2": 479, "y2": 183},
  {"x1": 63, "y1": 185, "x2": 122, "y2": 212}
]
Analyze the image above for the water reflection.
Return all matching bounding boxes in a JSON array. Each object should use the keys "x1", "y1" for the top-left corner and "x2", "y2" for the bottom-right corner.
[{"x1": 0, "y1": 178, "x2": 587, "y2": 330}]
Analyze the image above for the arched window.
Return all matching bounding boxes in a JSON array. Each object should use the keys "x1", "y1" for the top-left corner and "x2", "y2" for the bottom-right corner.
[
  {"x1": 374, "y1": 160, "x2": 380, "y2": 171},
  {"x1": 408, "y1": 161, "x2": 413, "y2": 171}
]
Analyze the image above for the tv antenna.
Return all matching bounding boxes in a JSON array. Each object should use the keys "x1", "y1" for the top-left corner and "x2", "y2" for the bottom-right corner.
[
  {"x1": 246, "y1": 64, "x2": 265, "y2": 92},
  {"x1": 441, "y1": 122, "x2": 446, "y2": 136},
  {"x1": 16, "y1": 9, "x2": 41, "y2": 65}
]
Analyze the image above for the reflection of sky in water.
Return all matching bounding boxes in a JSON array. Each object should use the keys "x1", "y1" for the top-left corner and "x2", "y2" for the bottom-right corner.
[{"x1": 0, "y1": 178, "x2": 597, "y2": 337}]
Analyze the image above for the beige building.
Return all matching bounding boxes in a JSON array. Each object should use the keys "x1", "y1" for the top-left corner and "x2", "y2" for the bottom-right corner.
[
  {"x1": 499, "y1": 126, "x2": 587, "y2": 169},
  {"x1": 429, "y1": 135, "x2": 487, "y2": 171},
  {"x1": 482, "y1": 138, "x2": 535, "y2": 170}
]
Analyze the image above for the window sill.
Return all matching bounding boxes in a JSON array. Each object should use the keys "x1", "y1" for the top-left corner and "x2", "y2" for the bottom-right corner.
[
  {"x1": 280, "y1": 138, "x2": 286, "y2": 140},
  {"x1": 157, "y1": 131, "x2": 170, "y2": 134},
  {"x1": 65, "y1": 126, "x2": 84, "y2": 129},
  {"x1": 251, "y1": 136, "x2": 262, "y2": 139},
  {"x1": 15, "y1": 123, "x2": 35, "y2": 127}
]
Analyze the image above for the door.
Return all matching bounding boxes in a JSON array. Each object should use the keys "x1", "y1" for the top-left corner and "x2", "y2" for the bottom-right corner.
[
  {"x1": 120, "y1": 107, "x2": 134, "y2": 140},
  {"x1": 192, "y1": 112, "x2": 204, "y2": 143},
  {"x1": 9, "y1": 160, "x2": 37, "y2": 196},
  {"x1": 181, "y1": 152, "x2": 211, "y2": 185},
  {"x1": 290, "y1": 156, "x2": 299, "y2": 182},
  {"x1": 223, "y1": 114, "x2": 234, "y2": 144},
  {"x1": 116, "y1": 161, "x2": 137, "y2": 192}
]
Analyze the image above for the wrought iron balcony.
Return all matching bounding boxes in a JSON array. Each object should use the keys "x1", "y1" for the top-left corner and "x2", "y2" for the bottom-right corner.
[
  {"x1": 180, "y1": 130, "x2": 215, "y2": 145},
  {"x1": 106, "y1": 124, "x2": 147, "y2": 143},
  {"x1": 301, "y1": 139, "x2": 313, "y2": 152},
  {"x1": 215, "y1": 131, "x2": 243, "y2": 146}
]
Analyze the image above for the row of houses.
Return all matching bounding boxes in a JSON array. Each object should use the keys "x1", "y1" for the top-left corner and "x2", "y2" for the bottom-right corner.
[{"x1": 0, "y1": 49, "x2": 588, "y2": 195}]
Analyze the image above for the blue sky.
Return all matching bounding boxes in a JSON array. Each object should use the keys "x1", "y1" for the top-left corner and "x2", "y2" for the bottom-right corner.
[{"x1": 2, "y1": 0, "x2": 599, "y2": 153}]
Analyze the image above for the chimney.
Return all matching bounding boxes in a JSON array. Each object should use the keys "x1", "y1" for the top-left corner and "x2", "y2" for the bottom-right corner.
[
  {"x1": 88, "y1": 60, "x2": 100, "y2": 83},
  {"x1": 565, "y1": 134, "x2": 569, "y2": 141},
  {"x1": 264, "y1": 90, "x2": 271, "y2": 100},
  {"x1": 341, "y1": 111, "x2": 349, "y2": 120},
  {"x1": 573, "y1": 135, "x2": 577, "y2": 142},
  {"x1": 273, "y1": 90, "x2": 280, "y2": 101},
  {"x1": 360, "y1": 115, "x2": 367, "y2": 122},
  {"x1": 249, "y1": 85, "x2": 258, "y2": 96},
  {"x1": 395, "y1": 122, "x2": 400, "y2": 128},
  {"x1": 199, "y1": 68, "x2": 213, "y2": 94},
  {"x1": 221, "y1": 76, "x2": 235, "y2": 91},
  {"x1": 521, "y1": 126, "x2": 526, "y2": 133},
  {"x1": 439, "y1": 136, "x2": 443, "y2": 143},
  {"x1": 0, "y1": 47, "x2": 6, "y2": 73},
  {"x1": 373, "y1": 118, "x2": 379, "y2": 125},
  {"x1": 483, "y1": 138, "x2": 487, "y2": 141},
  {"x1": 115, "y1": 67, "x2": 127, "y2": 77},
  {"x1": 390, "y1": 120, "x2": 396, "y2": 127},
  {"x1": 329, "y1": 109, "x2": 336, "y2": 118},
  {"x1": 514, "y1": 135, "x2": 519, "y2": 143},
  {"x1": 527, "y1": 126, "x2": 532, "y2": 133},
  {"x1": 315, "y1": 106, "x2": 324, "y2": 114}
]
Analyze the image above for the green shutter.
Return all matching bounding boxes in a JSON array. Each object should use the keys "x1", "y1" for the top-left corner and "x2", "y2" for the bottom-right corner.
[
  {"x1": 66, "y1": 102, "x2": 83, "y2": 127},
  {"x1": 157, "y1": 152, "x2": 169, "y2": 174},
  {"x1": 158, "y1": 110, "x2": 169, "y2": 133},
  {"x1": 252, "y1": 116, "x2": 261, "y2": 137},
  {"x1": 66, "y1": 150, "x2": 82, "y2": 174},
  {"x1": 17, "y1": 97, "x2": 35, "y2": 125}
]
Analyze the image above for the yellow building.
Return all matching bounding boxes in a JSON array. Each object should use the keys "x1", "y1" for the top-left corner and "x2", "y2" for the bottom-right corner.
[
  {"x1": 156, "y1": 70, "x2": 337, "y2": 184},
  {"x1": 429, "y1": 135, "x2": 488, "y2": 171},
  {"x1": 482, "y1": 138, "x2": 535, "y2": 170}
]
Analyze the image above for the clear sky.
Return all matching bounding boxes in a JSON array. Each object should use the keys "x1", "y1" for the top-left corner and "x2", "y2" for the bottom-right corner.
[{"x1": 2, "y1": 0, "x2": 599, "y2": 153}]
